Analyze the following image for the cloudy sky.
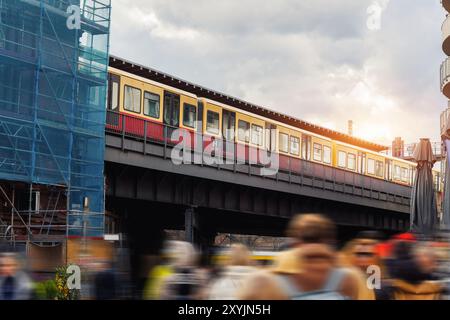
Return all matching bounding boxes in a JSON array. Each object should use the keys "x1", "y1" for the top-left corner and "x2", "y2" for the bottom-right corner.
[{"x1": 110, "y1": 0, "x2": 446, "y2": 146}]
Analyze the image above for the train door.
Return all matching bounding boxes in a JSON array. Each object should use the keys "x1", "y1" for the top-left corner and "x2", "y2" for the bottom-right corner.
[
  {"x1": 222, "y1": 110, "x2": 236, "y2": 141},
  {"x1": 106, "y1": 73, "x2": 120, "y2": 128},
  {"x1": 385, "y1": 159, "x2": 393, "y2": 181},
  {"x1": 265, "y1": 123, "x2": 277, "y2": 152},
  {"x1": 301, "y1": 134, "x2": 311, "y2": 160},
  {"x1": 107, "y1": 73, "x2": 120, "y2": 112},
  {"x1": 197, "y1": 101, "x2": 204, "y2": 134},
  {"x1": 222, "y1": 110, "x2": 236, "y2": 159},
  {"x1": 163, "y1": 91, "x2": 180, "y2": 128},
  {"x1": 163, "y1": 91, "x2": 180, "y2": 141},
  {"x1": 357, "y1": 152, "x2": 366, "y2": 174}
]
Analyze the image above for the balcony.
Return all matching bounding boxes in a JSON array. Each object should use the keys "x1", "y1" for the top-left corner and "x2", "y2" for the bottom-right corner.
[
  {"x1": 441, "y1": 58, "x2": 450, "y2": 98},
  {"x1": 443, "y1": 15, "x2": 450, "y2": 56},
  {"x1": 443, "y1": 0, "x2": 450, "y2": 13},
  {"x1": 442, "y1": 107, "x2": 450, "y2": 138}
]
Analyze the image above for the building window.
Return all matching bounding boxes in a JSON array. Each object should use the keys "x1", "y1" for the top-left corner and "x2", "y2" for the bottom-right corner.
[
  {"x1": 238, "y1": 120, "x2": 250, "y2": 143},
  {"x1": 279, "y1": 133, "x2": 289, "y2": 153},
  {"x1": 290, "y1": 136, "x2": 300, "y2": 156},
  {"x1": 251, "y1": 124, "x2": 263, "y2": 146},
  {"x1": 124, "y1": 85, "x2": 141, "y2": 113},
  {"x1": 206, "y1": 110, "x2": 220, "y2": 135},
  {"x1": 338, "y1": 151, "x2": 347, "y2": 168},
  {"x1": 367, "y1": 159, "x2": 375, "y2": 175},
  {"x1": 323, "y1": 146, "x2": 331, "y2": 164},
  {"x1": 348, "y1": 153, "x2": 356, "y2": 171},
  {"x1": 376, "y1": 161, "x2": 384, "y2": 177},
  {"x1": 313, "y1": 143, "x2": 323, "y2": 162},
  {"x1": 143, "y1": 91, "x2": 160, "y2": 119},
  {"x1": 183, "y1": 103, "x2": 196, "y2": 128}
]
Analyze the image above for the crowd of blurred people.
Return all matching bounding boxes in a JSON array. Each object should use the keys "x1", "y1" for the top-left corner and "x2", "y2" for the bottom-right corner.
[
  {"x1": 143, "y1": 214, "x2": 450, "y2": 301},
  {"x1": 1, "y1": 213, "x2": 450, "y2": 300}
]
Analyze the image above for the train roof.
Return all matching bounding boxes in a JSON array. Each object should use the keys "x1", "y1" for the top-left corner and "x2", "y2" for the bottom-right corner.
[{"x1": 109, "y1": 55, "x2": 388, "y2": 152}]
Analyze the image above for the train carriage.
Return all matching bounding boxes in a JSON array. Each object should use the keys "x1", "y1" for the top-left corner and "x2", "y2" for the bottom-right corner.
[
  {"x1": 107, "y1": 67, "x2": 199, "y2": 147},
  {"x1": 105, "y1": 65, "x2": 437, "y2": 190}
]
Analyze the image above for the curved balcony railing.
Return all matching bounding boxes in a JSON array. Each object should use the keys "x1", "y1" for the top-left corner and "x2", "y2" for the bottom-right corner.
[
  {"x1": 443, "y1": 0, "x2": 450, "y2": 14},
  {"x1": 443, "y1": 14, "x2": 450, "y2": 56}
]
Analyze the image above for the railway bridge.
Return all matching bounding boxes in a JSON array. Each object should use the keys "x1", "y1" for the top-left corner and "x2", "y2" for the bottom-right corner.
[
  {"x1": 103, "y1": 57, "x2": 413, "y2": 253},
  {"x1": 104, "y1": 112, "x2": 412, "y2": 251}
]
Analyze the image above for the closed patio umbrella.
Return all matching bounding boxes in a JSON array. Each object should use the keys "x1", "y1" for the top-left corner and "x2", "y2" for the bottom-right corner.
[
  {"x1": 443, "y1": 149, "x2": 450, "y2": 228},
  {"x1": 442, "y1": 112, "x2": 450, "y2": 229},
  {"x1": 410, "y1": 138, "x2": 438, "y2": 235}
]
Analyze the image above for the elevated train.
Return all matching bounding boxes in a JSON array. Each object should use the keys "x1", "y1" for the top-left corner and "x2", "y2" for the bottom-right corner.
[{"x1": 105, "y1": 65, "x2": 440, "y2": 189}]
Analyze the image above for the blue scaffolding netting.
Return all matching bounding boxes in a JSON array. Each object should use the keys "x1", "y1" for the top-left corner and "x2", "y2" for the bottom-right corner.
[{"x1": 0, "y1": 0, "x2": 111, "y2": 237}]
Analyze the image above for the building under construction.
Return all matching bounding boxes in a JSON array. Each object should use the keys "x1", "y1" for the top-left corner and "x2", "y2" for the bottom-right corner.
[{"x1": 0, "y1": 0, "x2": 111, "y2": 266}]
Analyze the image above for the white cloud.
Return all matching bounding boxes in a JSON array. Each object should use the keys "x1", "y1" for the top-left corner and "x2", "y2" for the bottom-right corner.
[{"x1": 110, "y1": 0, "x2": 445, "y2": 146}]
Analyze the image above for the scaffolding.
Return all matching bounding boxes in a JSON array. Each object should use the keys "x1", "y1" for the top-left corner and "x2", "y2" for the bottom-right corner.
[{"x1": 0, "y1": 0, "x2": 111, "y2": 246}]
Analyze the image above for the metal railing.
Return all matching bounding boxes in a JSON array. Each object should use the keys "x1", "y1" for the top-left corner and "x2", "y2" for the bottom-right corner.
[
  {"x1": 441, "y1": 58, "x2": 450, "y2": 94},
  {"x1": 105, "y1": 111, "x2": 412, "y2": 206},
  {"x1": 442, "y1": 108, "x2": 450, "y2": 138}
]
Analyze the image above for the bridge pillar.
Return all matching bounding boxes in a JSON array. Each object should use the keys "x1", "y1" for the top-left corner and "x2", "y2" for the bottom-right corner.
[
  {"x1": 185, "y1": 207, "x2": 197, "y2": 244},
  {"x1": 185, "y1": 207, "x2": 216, "y2": 258}
]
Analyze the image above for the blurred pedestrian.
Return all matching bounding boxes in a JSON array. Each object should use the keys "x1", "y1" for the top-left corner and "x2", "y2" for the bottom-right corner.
[
  {"x1": 0, "y1": 253, "x2": 33, "y2": 300},
  {"x1": 339, "y1": 237, "x2": 381, "y2": 300},
  {"x1": 93, "y1": 260, "x2": 117, "y2": 300},
  {"x1": 378, "y1": 241, "x2": 443, "y2": 300},
  {"x1": 208, "y1": 244, "x2": 257, "y2": 300},
  {"x1": 159, "y1": 241, "x2": 206, "y2": 300},
  {"x1": 239, "y1": 214, "x2": 358, "y2": 300}
]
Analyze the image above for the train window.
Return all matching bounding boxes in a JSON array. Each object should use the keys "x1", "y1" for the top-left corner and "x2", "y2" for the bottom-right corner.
[
  {"x1": 183, "y1": 103, "x2": 196, "y2": 128},
  {"x1": 323, "y1": 146, "x2": 331, "y2": 164},
  {"x1": 144, "y1": 91, "x2": 160, "y2": 119},
  {"x1": 251, "y1": 124, "x2": 264, "y2": 146},
  {"x1": 290, "y1": 136, "x2": 300, "y2": 156},
  {"x1": 206, "y1": 110, "x2": 220, "y2": 135},
  {"x1": 338, "y1": 151, "x2": 347, "y2": 168},
  {"x1": 112, "y1": 82, "x2": 119, "y2": 110},
  {"x1": 279, "y1": 133, "x2": 289, "y2": 153},
  {"x1": 401, "y1": 167, "x2": 409, "y2": 182},
  {"x1": 348, "y1": 153, "x2": 356, "y2": 171},
  {"x1": 367, "y1": 159, "x2": 375, "y2": 175},
  {"x1": 111, "y1": 82, "x2": 119, "y2": 110},
  {"x1": 238, "y1": 120, "x2": 250, "y2": 143},
  {"x1": 313, "y1": 143, "x2": 322, "y2": 162},
  {"x1": 124, "y1": 85, "x2": 141, "y2": 114},
  {"x1": 376, "y1": 161, "x2": 384, "y2": 177}
]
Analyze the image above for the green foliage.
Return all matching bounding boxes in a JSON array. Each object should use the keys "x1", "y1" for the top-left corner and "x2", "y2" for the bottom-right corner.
[{"x1": 34, "y1": 280, "x2": 58, "y2": 300}]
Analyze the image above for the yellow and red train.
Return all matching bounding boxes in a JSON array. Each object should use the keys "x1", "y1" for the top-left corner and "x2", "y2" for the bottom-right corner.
[{"x1": 105, "y1": 65, "x2": 438, "y2": 188}]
